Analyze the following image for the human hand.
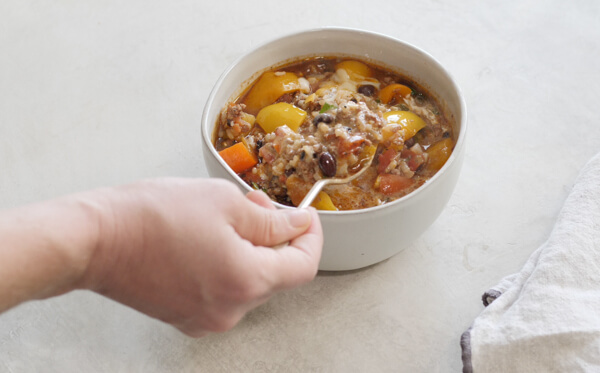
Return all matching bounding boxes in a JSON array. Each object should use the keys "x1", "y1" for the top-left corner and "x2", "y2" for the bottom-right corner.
[{"x1": 79, "y1": 178, "x2": 323, "y2": 337}]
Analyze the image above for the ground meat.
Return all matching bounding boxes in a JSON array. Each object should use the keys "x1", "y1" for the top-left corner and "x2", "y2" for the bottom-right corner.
[
  {"x1": 276, "y1": 93, "x2": 294, "y2": 104},
  {"x1": 222, "y1": 103, "x2": 252, "y2": 139},
  {"x1": 214, "y1": 56, "x2": 455, "y2": 210}
]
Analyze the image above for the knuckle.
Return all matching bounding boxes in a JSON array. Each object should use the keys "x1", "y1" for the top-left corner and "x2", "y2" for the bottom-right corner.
[
  {"x1": 179, "y1": 326, "x2": 209, "y2": 338},
  {"x1": 228, "y1": 279, "x2": 263, "y2": 304},
  {"x1": 209, "y1": 179, "x2": 246, "y2": 211},
  {"x1": 213, "y1": 268, "x2": 266, "y2": 304},
  {"x1": 292, "y1": 255, "x2": 319, "y2": 285},
  {"x1": 302, "y1": 266, "x2": 319, "y2": 283},
  {"x1": 204, "y1": 312, "x2": 242, "y2": 333}
]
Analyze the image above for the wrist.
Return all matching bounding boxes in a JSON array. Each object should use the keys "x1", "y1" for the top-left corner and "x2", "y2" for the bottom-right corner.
[
  {"x1": 60, "y1": 191, "x2": 110, "y2": 292},
  {"x1": 74, "y1": 184, "x2": 149, "y2": 294},
  {"x1": 0, "y1": 192, "x2": 106, "y2": 311}
]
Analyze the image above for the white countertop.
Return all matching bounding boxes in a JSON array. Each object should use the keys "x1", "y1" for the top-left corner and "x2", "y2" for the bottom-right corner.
[{"x1": 1, "y1": 1, "x2": 600, "y2": 371}]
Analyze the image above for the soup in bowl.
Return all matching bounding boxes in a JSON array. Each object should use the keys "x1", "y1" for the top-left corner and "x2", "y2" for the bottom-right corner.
[{"x1": 201, "y1": 27, "x2": 467, "y2": 270}]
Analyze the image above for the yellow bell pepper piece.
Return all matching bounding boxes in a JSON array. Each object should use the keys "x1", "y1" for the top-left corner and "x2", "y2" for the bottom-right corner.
[
  {"x1": 311, "y1": 191, "x2": 338, "y2": 211},
  {"x1": 304, "y1": 93, "x2": 316, "y2": 104},
  {"x1": 383, "y1": 111, "x2": 426, "y2": 141},
  {"x1": 243, "y1": 72, "x2": 301, "y2": 115},
  {"x1": 378, "y1": 84, "x2": 412, "y2": 104},
  {"x1": 256, "y1": 102, "x2": 307, "y2": 133},
  {"x1": 335, "y1": 60, "x2": 372, "y2": 80},
  {"x1": 426, "y1": 138, "x2": 454, "y2": 172}
]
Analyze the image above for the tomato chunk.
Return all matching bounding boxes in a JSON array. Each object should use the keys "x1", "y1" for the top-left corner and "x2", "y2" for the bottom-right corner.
[
  {"x1": 377, "y1": 149, "x2": 397, "y2": 174},
  {"x1": 376, "y1": 174, "x2": 414, "y2": 195}
]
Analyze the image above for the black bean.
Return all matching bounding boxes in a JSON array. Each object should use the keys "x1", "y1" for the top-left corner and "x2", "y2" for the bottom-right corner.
[
  {"x1": 300, "y1": 150, "x2": 306, "y2": 160},
  {"x1": 285, "y1": 168, "x2": 295, "y2": 176},
  {"x1": 256, "y1": 139, "x2": 264, "y2": 149},
  {"x1": 312, "y1": 113, "x2": 334, "y2": 126},
  {"x1": 358, "y1": 85, "x2": 376, "y2": 97},
  {"x1": 319, "y1": 152, "x2": 337, "y2": 177}
]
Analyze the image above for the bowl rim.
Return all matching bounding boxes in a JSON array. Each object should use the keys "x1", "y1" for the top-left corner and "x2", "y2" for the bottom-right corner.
[{"x1": 201, "y1": 26, "x2": 467, "y2": 215}]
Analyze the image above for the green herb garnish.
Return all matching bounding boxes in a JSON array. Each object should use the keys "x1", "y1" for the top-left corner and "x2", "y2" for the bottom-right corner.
[{"x1": 320, "y1": 103, "x2": 337, "y2": 113}]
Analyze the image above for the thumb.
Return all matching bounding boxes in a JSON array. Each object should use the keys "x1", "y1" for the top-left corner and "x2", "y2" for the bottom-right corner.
[{"x1": 233, "y1": 201, "x2": 312, "y2": 247}]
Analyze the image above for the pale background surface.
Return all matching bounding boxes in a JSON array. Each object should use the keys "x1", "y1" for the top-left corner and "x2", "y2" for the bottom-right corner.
[{"x1": 1, "y1": 1, "x2": 599, "y2": 372}]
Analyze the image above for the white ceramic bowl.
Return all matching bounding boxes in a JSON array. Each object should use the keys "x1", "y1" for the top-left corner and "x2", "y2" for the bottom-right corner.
[{"x1": 201, "y1": 27, "x2": 467, "y2": 271}]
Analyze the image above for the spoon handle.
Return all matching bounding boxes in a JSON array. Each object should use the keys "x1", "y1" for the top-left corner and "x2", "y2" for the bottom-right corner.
[
  {"x1": 271, "y1": 180, "x2": 327, "y2": 250},
  {"x1": 297, "y1": 179, "x2": 328, "y2": 209}
]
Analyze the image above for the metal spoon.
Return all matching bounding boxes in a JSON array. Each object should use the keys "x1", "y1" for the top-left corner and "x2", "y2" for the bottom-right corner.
[{"x1": 273, "y1": 152, "x2": 375, "y2": 249}]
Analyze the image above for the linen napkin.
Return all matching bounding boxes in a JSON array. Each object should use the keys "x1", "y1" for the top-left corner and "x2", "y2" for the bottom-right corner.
[{"x1": 461, "y1": 151, "x2": 600, "y2": 373}]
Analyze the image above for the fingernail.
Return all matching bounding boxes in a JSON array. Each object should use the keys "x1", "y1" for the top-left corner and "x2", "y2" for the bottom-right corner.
[{"x1": 286, "y1": 208, "x2": 311, "y2": 229}]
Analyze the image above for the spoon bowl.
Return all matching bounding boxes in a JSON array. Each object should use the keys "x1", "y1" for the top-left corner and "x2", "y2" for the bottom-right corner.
[{"x1": 297, "y1": 154, "x2": 375, "y2": 209}]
